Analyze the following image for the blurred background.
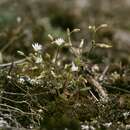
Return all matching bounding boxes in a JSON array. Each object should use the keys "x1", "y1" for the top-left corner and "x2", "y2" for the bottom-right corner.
[{"x1": 0, "y1": 0, "x2": 130, "y2": 63}]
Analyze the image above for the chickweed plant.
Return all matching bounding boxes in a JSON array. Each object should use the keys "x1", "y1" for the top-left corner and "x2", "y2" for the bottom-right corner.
[{"x1": 0, "y1": 24, "x2": 112, "y2": 128}]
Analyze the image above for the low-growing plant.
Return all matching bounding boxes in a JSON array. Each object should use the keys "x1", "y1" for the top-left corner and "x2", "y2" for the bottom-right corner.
[{"x1": 1, "y1": 24, "x2": 126, "y2": 130}]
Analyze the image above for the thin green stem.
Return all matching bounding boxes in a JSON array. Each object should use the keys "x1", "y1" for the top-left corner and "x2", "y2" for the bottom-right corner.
[{"x1": 54, "y1": 46, "x2": 60, "y2": 64}]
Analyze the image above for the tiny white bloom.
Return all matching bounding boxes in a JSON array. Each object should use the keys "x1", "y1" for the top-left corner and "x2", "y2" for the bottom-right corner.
[
  {"x1": 71, "y1": 62, "x2": 78, "y2": 72},
  {"x1": 32, "y1": 43, "x2": 42, "y2": 52},
  {"x1": 54, "y1": 38, "x2": 65, "y2": 46}
]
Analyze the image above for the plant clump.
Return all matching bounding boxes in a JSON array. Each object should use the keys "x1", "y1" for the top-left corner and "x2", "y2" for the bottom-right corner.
[{"x1": 0, "y1": 24, "x2": 130, "y2": 130}]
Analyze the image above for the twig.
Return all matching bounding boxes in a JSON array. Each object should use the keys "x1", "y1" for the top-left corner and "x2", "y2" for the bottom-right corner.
[
  {"x1": 0, "y1": 104, "x2": 35, "y2": 115},
  {"x1": 99, "y1": 65, "x2": 109, "y2": 81},
  {"x1": 1, "y1": 91, "x2": 25, "y2": 96},
  {"x1": 0, "y1": 58, "x2": 26, "y2": 68},
  {"x1": 0, "y1": 96, "x2": 29, "y2": 104},
  {"x1": 89, "y1": 90, "x2": 99, "y2": 102},
  {"x1": 87, "y1": 75, "x2": 108, "y2": 102},
  {"x1": 104, "y1": 85, "x2": 130, "y2": 93},
  {"x1": 0, "y1": 112, "x2": 21, "y2": 128}
]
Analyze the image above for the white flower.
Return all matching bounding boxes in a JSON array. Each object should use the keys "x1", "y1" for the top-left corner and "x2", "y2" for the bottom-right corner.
[
  {"x1": 54, "y1": 38, "x2": 65, "y2": 46},
  {"x1": 71, "y1": 62, "x2": 78, "y2": 72},
  {"x1": 32, "y1": 43, "x2": 42, "y2": 52}
]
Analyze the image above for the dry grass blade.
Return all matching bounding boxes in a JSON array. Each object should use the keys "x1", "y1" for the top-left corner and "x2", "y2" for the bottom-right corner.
[
  {"x1": 87, "y1": 75, "x2": 108, "y2": 102},
  {"x1": 0, "y1": 58, "x2": 26, "y2": 68}
]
